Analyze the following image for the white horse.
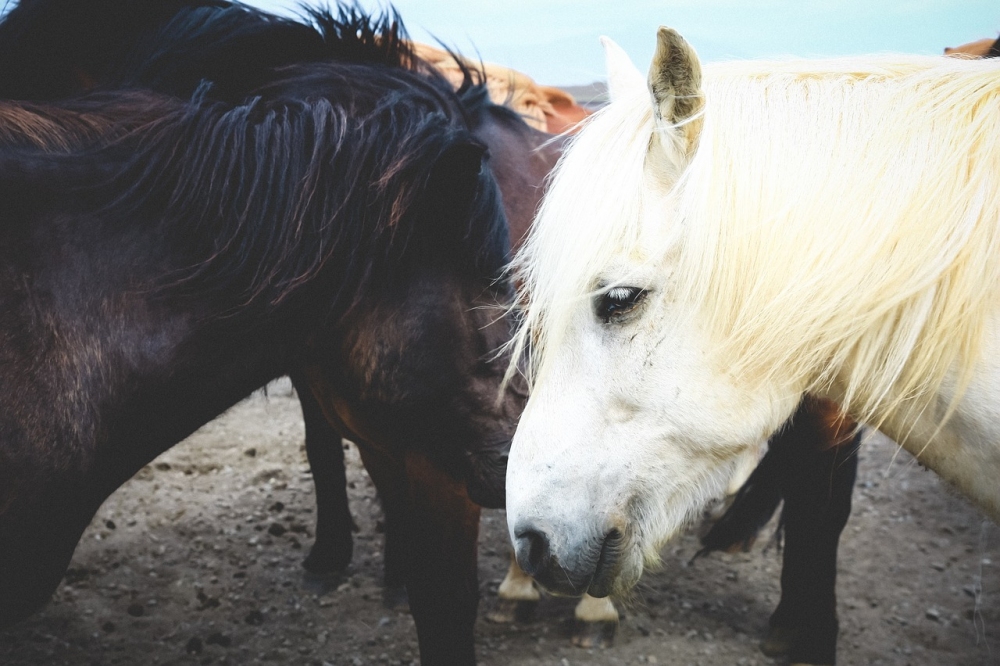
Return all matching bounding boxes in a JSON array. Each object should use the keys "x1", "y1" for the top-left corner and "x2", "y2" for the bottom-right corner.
[{"x1": 505, "y1": 28, "x2": 1000, "y2": 604}]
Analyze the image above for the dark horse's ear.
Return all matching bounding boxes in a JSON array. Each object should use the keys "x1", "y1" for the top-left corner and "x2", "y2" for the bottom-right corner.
[
  {"x1": 422, "y1": 141, "x2": 488, "y2": 222},
  {"x1": 412, "y1": 140, "x2": 505, "y2": 275}
]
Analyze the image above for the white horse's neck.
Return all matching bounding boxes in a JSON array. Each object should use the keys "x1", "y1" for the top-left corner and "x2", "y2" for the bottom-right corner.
[{"x1": 824, "y1": 311, "x2": 1000, "y2": 521}]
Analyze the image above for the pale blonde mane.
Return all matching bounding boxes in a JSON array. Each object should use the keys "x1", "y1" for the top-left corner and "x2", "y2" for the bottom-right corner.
[{"x1": 514, "y1": 53, "x2": 1000, "y2": 435}]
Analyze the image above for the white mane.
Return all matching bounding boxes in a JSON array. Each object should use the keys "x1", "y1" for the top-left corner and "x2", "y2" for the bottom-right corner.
[
  {"x1": 507, "y1": 84, "x2": 655, "y2": 384},
  {"x1": 514, "y1": 54, "x2": 1000, "y2": 435}
]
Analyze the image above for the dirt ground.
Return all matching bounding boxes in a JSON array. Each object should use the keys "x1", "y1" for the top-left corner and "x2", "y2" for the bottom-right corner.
[{"x1": 1, "y1": 379, "x2": 998, "y2": 666}]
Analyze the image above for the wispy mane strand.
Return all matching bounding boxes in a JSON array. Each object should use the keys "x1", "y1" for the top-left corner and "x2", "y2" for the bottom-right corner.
[{"x1": 100, "y1": 87, "x2": 506, "y2": 316}]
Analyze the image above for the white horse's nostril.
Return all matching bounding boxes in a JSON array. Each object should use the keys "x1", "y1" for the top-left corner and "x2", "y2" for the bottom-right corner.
[{"x1": 513, "y1": 526, "x2": 550, "y2": 577}]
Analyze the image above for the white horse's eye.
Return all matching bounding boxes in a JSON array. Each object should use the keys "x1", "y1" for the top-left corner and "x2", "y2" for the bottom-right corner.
[{"x1": 595, "y1": 287, "x2": 647, "y2": 323}]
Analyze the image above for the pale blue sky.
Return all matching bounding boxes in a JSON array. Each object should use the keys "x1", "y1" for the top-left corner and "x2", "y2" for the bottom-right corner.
[{"x1": 244, "y1": 1, "x2": 999, "y2": 85}]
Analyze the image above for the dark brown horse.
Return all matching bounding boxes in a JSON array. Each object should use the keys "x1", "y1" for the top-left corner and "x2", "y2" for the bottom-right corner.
[
  {"x1": 0, "y1": 4, "x2": 555, "y2": 664},
  {"x1": 0, "y1": 19, "x2": 524, "y2": 666},
  {"x1": 0, "y1": 2, "x2": 859, "y2": 664}
]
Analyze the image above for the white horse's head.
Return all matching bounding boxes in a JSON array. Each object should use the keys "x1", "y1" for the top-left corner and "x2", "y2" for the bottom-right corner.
[
  {"x1": 504, "y1": 30, "x2": 802, "y2": 597},
  {"x1": 507, "y1": 26, "x2": 1000, "y2": 596}
]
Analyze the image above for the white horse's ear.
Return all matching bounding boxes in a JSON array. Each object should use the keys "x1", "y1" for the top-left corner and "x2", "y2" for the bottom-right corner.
[
  {"x1": 647, "y1": 27, "x2": 704, "y2": 155},
  {"x1": 600, "y1": 36, "x2": 644, "y2": 103}
]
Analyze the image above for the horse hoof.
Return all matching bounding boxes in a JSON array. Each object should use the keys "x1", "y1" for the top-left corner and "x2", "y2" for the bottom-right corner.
[
  {"x1": 302, "y1": 538, "x2": 354, "y2": 576},
  {"x1": 486, "y1": 598, "x2": 538, "y2": 624},
  {"x1": 571, "y1": 620, "x2": 617, "y2": 648},
  {"x1": 382, "y1": 585, "x2": 410, "y2": 612},
  {"x1": 760, "y1": 625, "x2": 796, "y2": 657},
  {"x1": 301, "y1": 569, "x2": 344, "y2": 595}
]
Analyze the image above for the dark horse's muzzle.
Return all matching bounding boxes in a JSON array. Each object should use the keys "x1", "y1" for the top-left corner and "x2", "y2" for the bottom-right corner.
[{"x1": 465, "y1": 449, "x2": 508, "y2": 508}]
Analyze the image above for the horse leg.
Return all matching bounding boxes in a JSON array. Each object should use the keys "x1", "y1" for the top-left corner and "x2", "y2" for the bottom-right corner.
[
  {"x1": 699, "y1": 446, "x2": 784, "y2": 555},
  {"x1": 399, "y1": 451, "x2": 481, "y2": 666},
  {"x1": 571, "y1": 594, "x2": 619, "y2": 648},
  {"x1": 337, "y1": 440, "x2": 481, "y2": 664},
  {"x1": 354, "y1": 443, "x2": 410, "y2": 610},
  {"x1": 486, "y1": 555, "x2": 539, "y2": 623},
  {"x1": 763, "y1": 398, "x2": 859, "y2": 666},
  {"x1": 0, "y1": 492, "x2": 90, "y2": 628},
  {"x1": 292, "y1": 374, "x2": 355, "y2": 576}
]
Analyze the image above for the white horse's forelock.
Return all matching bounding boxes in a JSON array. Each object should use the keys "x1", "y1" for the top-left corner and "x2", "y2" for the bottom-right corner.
[
  {"x1": 507, "y1": 84, "x2": 655, "y2": 387},
  {"x1": 513, "y1": 53, "x2": 1000, "y2": 442}
]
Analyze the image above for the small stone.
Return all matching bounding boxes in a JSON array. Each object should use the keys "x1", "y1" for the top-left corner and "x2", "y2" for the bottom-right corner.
[
  {"x1": 267, "y1": 523, "x2": 287, "y2": 537},
  {"x1": 244, "y1": 448, "x2": 257, "y2": 457},
  {"x1": 269, "y1": 501, "x2": 284, "y2": 512},
  {"x1": 926, "y1": 607, "x2": 941, "y2": 621},
  {"x1": 196, "y1": 591, "x2": 220, "y2": 610},
  {"x1": 105, "y1": 520, "x2": 117, "y2": 530}
]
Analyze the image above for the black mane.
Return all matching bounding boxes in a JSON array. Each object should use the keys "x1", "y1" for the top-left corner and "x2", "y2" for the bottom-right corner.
[
  {"x1": 101, "y1": 83, "x2": 506, "y2": 318},
  {"x1": 0, "y1": 1, "x2": 445, "y2": 101},
  {"x1": 0, "y1": 0, "x2": 520, "y2": 127},
  {"x1": 0, "y1": 1, "x2": 512, "y2": 316}
]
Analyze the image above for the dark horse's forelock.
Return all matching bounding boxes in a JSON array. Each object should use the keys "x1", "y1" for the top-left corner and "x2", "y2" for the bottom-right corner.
[{"x1": 95, "y1": 74, "x2": 507, "y2": 317}]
